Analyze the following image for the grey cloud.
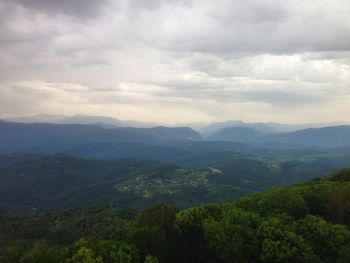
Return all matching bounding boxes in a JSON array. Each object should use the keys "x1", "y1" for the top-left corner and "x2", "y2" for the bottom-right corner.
[
  {"x1": 211, "y1": 0, "x2": 288, "y2": 25},
  {"x1": 128, "y1": 0, "x2": 192, "y2": 11},
  {"x1": 142, "y1": 0, "x2": 350, "y2": 54},
  {"x1": 1, "y1": 0, "x2": 350, "y2": 123},
  {"x1": 5, "y1": 0, "x2": 110, "y2": 18},
  {"x1": 135, "y1": 78, "x2": 328, "y2": 107},
  {"x1": 11, "y1": 85, "x2": 41, "y2": 94},
  {"x1": 239, "y1": 91, "x2": 325, "y2": 106},
  {"x1": 2, "y1": 0, "x2": 350, "y2": 56}
]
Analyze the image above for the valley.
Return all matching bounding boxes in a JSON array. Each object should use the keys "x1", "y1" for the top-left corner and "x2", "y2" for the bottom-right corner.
[{"x1": 1, "y1": 119, "x2": 350, "y2": 262}]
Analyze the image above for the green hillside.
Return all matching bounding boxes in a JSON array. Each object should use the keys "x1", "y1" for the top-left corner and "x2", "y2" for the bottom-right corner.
[
  {"x1": 1, "y1": 169, "x2": 350, "y2": 262},
  {"x1": 0, "y1": 153, "x2": 342, "y2": 214}
]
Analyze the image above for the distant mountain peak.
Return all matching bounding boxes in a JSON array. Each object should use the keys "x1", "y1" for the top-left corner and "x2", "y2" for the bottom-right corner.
[{"x1": 4, "y1": 114, "x2": 159, "y2": 128}]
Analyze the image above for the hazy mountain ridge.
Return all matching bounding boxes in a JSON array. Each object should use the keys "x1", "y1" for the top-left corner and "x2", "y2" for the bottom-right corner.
[
  {"x1": 199, "y1": 120, "x2": 277, "y2": 136},
  {"x1": 263, "y1": 125, "x2": 350, "y2": 147},
  {"x1": 4, "y1": 114, "x2": 159, "y2": 128},
  {"x1": 208, "y1": 126, "x2": 265, "y2": 142},
  {"x1": 198, "y1": 120, "x2": 347, "y2": 136},
  {"x1": 4, "y1": 114, "x2": 346, "y2": 133},
  {"x1": 2, "y1": 121, "x2": 350, "y2": 166},
  {"x1": 116, "y1": 126, "x2": 203, "y2": 141},
  {"x1": 208, "y1": 125, "x2": 350, "y2": 148},
  {"x1": 0, "y1": 121, "x2": 203, "y2": 154}
]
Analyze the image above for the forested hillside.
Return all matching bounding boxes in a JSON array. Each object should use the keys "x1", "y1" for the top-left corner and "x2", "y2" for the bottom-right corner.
[
  {"x1": 0, "y1": 153, "x2": 346, "y2": 215},
  {"x1": 1, "y1": 169, "x2": 350, "y2": 262},
  {"x1": 1, "y1": 122, "x2": 350, "y2": 262}
]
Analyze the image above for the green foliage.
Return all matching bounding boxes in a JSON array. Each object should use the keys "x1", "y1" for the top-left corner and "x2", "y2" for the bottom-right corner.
[
  {"x1": 2, "y1": 151, "x2": 348, "y2": 214},
  {"x1": 175, "y1": 207, "x2": 208, "y2": 237},
  {"x1": 133, "y1": 204, "x2": 178, "y2": 262},
  {"x1": 1, "y1": 169, "x2": 350, "y2": 262},
  {"x1": 297, "y1": 215, "x2": 350, "y2": 262},
  {"x1": 236, "y1": 188, "x2": 309, "y2": 217},
  {"x1": 0, "y1": 245, "x2": 23, "y2": 263},
  {"x1": 174, "y1": 206, "x2": 216, "y2": 262},
  {"x1": 144, "y1": 255, "x2": 159, "y2": 263},
  {"x1": 203, "y1": 207, "x2": 260, "y2": 262},
  {"x1": 257, "y1": 217, "x2": 317, "y2": 262},
  {"x1": 337, "y1": 243, "x2": 350, "y2": 263},
  {"x1": 20, "y1": 241, "x2": 69, "y2": 263},
  {"x1": 0, "y1": 207, "x2": 134, "y2": 245},
  {"x1": 328, "y1": 168, "x2": 350, "y2": 182},
  {"x1": 136, "y1": 204, "x2": 177, "y2": 232},
  {"x1": 175, "y1": 205, "x2": 224, "y2": 234},
  {"x1": 94, "y1": 240, "x2": 139, "y2": 263},
  {"x1": 67, "y1": 247, "x2": 103, "y2": 263},
  {"x1": 132, "y1": 226, "x2": 166, "y2": 260}
]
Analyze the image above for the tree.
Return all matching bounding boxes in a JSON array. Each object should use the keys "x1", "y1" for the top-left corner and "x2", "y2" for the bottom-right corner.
[
  {"x1": 94, "y1": 240, "x2": 139, "y2": 263},
  {"x1": 337, "y1": 243, "x2": 350, "y2": 263},
  {"x1": 136, "y1": 204, "x2": 177, "y2": 234},
  {"x1": 20, "y1": 240, "x2": 69, "y2": 263},
  {"x1": 203, "y1": 207, "x2": 260, "y2": 263},
  {"x1": 175, "y1": 206, "x2": 217, "y2": 262},
  {"x1": 132, "y1": 226, "x2": 166, "y2": 261},
  {"x1": 67, "y1": 247, "x2": 102, "y2": 263},
  {"x1": 0, "y1": 245, "x2": 23, "y2": 263},
  {"x1": 134, "y1": 204, "x2": 178, "y2": 262},
  {"x1": 258, "y1": 217, "x2": 317, "y2": 263},
  {"x1": 297, "y1": 215, "x2": 350, "y2": 262},
  {"x1": 144, "y1": 255, "x2": 159, "y2": 263}
]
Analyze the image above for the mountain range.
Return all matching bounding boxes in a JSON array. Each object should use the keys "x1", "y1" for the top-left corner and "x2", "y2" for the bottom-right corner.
[
  {"x1": 1, "y1": 120, "x2": 350, "y2": 156},
  {"x1": 208, "y1": 125, "x2": 350, "y2": 148},
  {"x1": 0, "y1": 121, "x2": 202, "y2": 154},
  {"x1": 4, "y1": 114, "x2": 159, "y2": 128},
  {"x1": 4, "y1": 114, "x2": 346, "y2": 133}
]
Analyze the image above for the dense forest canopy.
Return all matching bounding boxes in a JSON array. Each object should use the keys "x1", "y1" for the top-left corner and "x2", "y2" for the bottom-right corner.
[
  {"x1": 1, "y1": 168, "x2": 350, "y2": 262},
  {"x1": 0, "y1": 153, "x2": 347, "y2": 215}
]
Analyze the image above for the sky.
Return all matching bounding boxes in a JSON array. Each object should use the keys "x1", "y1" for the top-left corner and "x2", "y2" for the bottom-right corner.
[{"x1": 0, "y1": 0, "x2": 350, "y2": 124}]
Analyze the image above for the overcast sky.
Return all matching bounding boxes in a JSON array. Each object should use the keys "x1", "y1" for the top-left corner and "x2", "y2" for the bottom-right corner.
[{"x1": 0, "y1": 0, "x2": 349, "y2": 124}]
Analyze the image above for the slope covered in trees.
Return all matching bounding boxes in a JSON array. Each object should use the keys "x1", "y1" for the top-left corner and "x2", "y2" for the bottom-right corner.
[
  {"x1": 0, "y1": 153, "x2": 345, "y2": 215},
  {"x1": 1, "y1": 168, "x2": 350, "y2": 262}
]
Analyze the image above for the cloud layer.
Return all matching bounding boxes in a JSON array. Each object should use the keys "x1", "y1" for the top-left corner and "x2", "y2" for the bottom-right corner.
[{"x1": 0, "y1": 0, "x2": 350, "y2": 123}]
